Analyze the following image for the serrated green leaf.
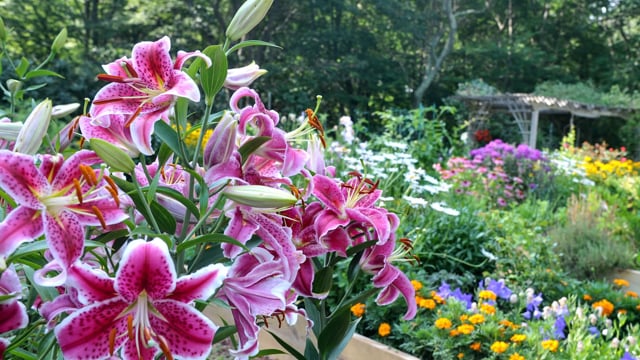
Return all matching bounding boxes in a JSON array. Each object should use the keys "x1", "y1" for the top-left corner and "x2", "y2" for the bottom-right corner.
[
  {"x1": 238, "y1": 136, "x2": 270, "y2": 165},
  {"x1": 24, "y1": 69, "x2": 63, "y2": 79},
  {"x1": 226, "y1": 40, "x2": 281, "y2": 55}
]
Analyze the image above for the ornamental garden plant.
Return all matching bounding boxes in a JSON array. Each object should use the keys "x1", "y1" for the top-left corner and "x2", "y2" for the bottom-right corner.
[{"x1": 0, "y1": 2, "x2": 417, "y2": 359}]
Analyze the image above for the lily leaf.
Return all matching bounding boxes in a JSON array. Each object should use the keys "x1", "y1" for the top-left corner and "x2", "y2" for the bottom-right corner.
[
  {"x1": 226, "y1": 40, "x2": 281, "y2": 55},
  {"x1": 24, "y1": 69, "x2": 64, "y2": 79},
  {"x1": 238, "y1": 136, "x2": 270, "y2": 165},
  {"x1": 198, "y1": 45, "x2": 227, "y2": 105}
]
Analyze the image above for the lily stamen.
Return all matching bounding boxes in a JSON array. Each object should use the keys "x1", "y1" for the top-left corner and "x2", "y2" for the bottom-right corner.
[
  {"x1": 124, "y1": 107, "x2": 143, "y2": 128},
  {"x1": 91, "y1": 205, "x2": 108, "y2": 229},
  {"x1": 108, "y1": 328, "x2": 117, "y2": 356},
  {"x1": 127, "y1": 314, "x2": 135, "y2": 341},
  {"x1": 72, "y1": 178, "x2": 83, "y2": 204},
  {"x1": 157, "y1": 335, "x2": 174, "y2": 360}
]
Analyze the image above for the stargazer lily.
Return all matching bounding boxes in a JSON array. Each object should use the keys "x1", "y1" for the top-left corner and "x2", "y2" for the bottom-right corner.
[
  {"x1": 0, "y1": 150, "x2": 126, "y2": 286},
  {"x1": 56, "y1": 238, "x2": 228, "y2": 360},
  {"x1": 90, "y1": 36, "x2": 210, "y2": 155},
  {"x1": 0, "y1": 266, "x2": 28, "y2": 358}
]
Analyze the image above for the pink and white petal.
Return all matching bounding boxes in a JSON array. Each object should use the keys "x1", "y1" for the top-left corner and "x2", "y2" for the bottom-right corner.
[
  {"x1": 128, "y1": 114, "x2": 163, "y2": 155},
  {"x1": 132, "y1": 36, "x2": 172, "y2": 89},
  {"x1": 174, "y1": 50, "x2": 211, "y2": 70},
  {"x1": 165, "y1": 71, "x2": 201, "y2": 102},
  {"x1": 71, "y1": 197, "x2": 128, "y2": 227},
  {"x1": 0, "y1": 206, "x2": 43, "y2": 258},
  {"x1": 39, "y1": 292, "x2": 82, "y2": 329},
  {"x1": 0, "y1": 300, "x2": 27, "y2": 334},
  {"x1": 122, "y1": 338, "x2": 157, "y2": 360},
  {"x1": 44, "y1": 211, "x2": 84, "y2": 270},
  {"x1": 0, "y1": 150, "x2": 48, "y2": 208},
  {"x1": 170, "y1": 263, "x2": 227, "y2": 303},
  {"x1": 374, "y1": 271, "x2": 416, "y2": 320},
  {"x1": 55, "y1": 297, "x2": 129, "y2": 359},
  {"x1": 80, "y1": 116, "x2": 139, "y2": 157},
  {"x1": 314, "y1": 210, "x2": 349, "y2": 239},
  {"x1": 347, "y1": 207, "x2": 391, "y2": 244},
  {"x1": 52, "y1": 150, "x2": 102, "y2": 190},
  {"x1": 222, "y1": 208, "x2": 258, "y2": 259},
  {"x1": 102, "y1": 56, "x2": 132, "y2": 77},
  {"x1": 115, "y1": 238, "x2": 176, "y2": 302},
  {"x1": 0, "y1": 266, "x2": 22, "y2": 297},
  {"x1": 225, "y1": 295, "x2": 261, "y2": 359},
  {"x1": 150, "y1": 300, "x2": 218, "y2": 360},
  {"x1": 90, "y1": 83, "x2": 146, "y2": 118},
  {"x1": 33, "y1": 260, "x2": 68, "y2": 287},
  {"x1": 67, "y1": 262, "x2": 117, "y2": 303},
  {"x1": 311, "y1": 175, "x2": 346, "y2": 215},
  {"x1": 320, "y1": 227, "x2": 351, "y2": 257}
]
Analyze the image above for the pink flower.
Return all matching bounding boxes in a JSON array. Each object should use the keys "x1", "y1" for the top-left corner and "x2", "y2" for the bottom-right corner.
[
  {"x1": 90, "y1": 36, "x2": 210, "y2": 155},
  {"x1": 0, "y1": 150, "x2": 127, "y2": 286},
  {"x1": 224, "y1": 62, "x2": 267, "y2": 90},
  {"x1": 0, "y1": 266, "x2": 28, "y2": 357},
  {"x1": 79, "y1": 114, "x2": 140, "y2": 157},
  {"x1": 55, "y1": 238, "x2": 227, "y2": 360}
]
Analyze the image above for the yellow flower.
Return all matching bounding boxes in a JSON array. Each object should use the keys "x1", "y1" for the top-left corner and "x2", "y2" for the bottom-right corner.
[
  {"x1": 435, "y1": 318, "x2": 452, "y2": 329},
  {"x1": 431, "y1": 291, "x2": 446, "y2": 304},
  {"x1": 509, "y1": 353, "x2": 525, "y2": 360},
  {"x1": 480, "y1": 303, "x2": 496, "y2": 315},
  {"x1": 592, "y1": 299, "x2": 614, "y2": 317},
  {"x1": 479, "y1": 290, "x2": 497, "y2": 301},
  {"x1": 411, "y1": 279, "x2": 423, "y2": 291},
  {"x1": 510, "y1": 334, "x2": 527, "y2": 343},
  {"x1": 468, "y1": 314, "x2": 485, "y2": 324},
  {"x1": 457, "y1": 353, "x2": 464, "y2": 359},
  {"x1": 378, "y1": 322, "x2": 391, "y2": 337},
  {"x1": 469, "y1": 342, "x2": 481, "y2": 351},
  {"x1": 626, "y1": 291, "x2": 638, "y2": 298},
  {"x1": 449, "y1": 329, "x2": 460, "y2": 337},
  {"x1": 457, "y1": 324, "x2": 474, "y2": 335},
  {"x1": 614, "y1": 278, "x2": 630, "y2": 287},
  {"x1": 541, "y1": 339, "x2": 559, "y2": 352},
  {"x1": 419, "y1": 298, "x2": 436, "y2": 310},
  {"x1": 459, "y1": 314, "x2": 469, "y2": 322},
  {"x1": 350, "y1": 303, "x2": 365, "y2": 317},
  {"x1": 490, "y1": 341, "x2": 509, "y2": 354}
]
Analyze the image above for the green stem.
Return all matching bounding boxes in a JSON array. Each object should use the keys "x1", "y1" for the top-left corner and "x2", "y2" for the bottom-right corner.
[
  {"x1": 131, "y1": 174, "x2": 161, "y2": 234},
  {"x1": 191, "y1": 100, "x2": 214, "y2": 167}
]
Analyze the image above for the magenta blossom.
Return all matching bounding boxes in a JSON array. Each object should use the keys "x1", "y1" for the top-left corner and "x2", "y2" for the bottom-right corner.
[
  {"x1": 0, "y1": 266, "x2": 28, "y2": 358},
  {"x1": 90, "y1": 36, "x2": 210, "y2": 155},
  {"x1": 0, "y1": 150, "x2": 127, "y2": 286},
  {"x1": 56, "y1": 238, "x2": 227, "y2": 360},
  {"x1": 79, "y1": 114, "x2": 140, "y2": 157}
]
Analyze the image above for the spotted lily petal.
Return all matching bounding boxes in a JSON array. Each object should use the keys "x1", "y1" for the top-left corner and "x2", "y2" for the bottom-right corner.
[
  {"x1": 0, "y1": 206, "x2": 43, "y2": 258},
  {"x1": 0, "y1": 150, "x2": 49, "y2": 208},
  {"x1": 169, "y1": 263, "x2": 228, "y2": 303}
]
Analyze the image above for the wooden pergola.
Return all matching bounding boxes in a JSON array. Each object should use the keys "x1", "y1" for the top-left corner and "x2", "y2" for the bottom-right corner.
[{"x1": 453, "y1": 94, "x2": 636, "y2": 148}]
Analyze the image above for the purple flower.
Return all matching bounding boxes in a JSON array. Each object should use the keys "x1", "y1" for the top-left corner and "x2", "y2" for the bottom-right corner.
[
  {"x1": 621, "y1": 351, "x2": 637, "y2": 360},
  {"x1": 523, "y1": 290, "x2": 543, "y2": 320},
  {"x1": 479, "y1": 278, "x2": 512, "y2": 300},
  {"x1": 554, "y1": 315, "x2": 567, "y2": 339},
  {"x1": 437, "y1": 282, "x2": 473, "y2": 309},
  {"x1": 589, "y1": 326, "x2": 600, "y2": 337}
]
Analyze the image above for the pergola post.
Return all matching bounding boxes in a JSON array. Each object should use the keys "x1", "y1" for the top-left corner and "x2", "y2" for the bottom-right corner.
[{"x1": 529, "y1": 109, "x2": 539, "y2": 149}]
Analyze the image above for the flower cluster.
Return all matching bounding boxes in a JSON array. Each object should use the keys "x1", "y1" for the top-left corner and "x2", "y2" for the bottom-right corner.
[
  {"x1": 0, "y1": 5, "x2": 416, "y2": 359},
  {"x1": 435, "y1": 139, "x2": 552, "y2": 207}
]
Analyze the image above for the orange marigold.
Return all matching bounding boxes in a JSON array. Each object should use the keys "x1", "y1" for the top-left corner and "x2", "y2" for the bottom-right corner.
[
  {"x1": 419, "y1": 298, "x2": 436, "y2": 310},
  {"x1": 459, "y1": 314, "x2": 469, "y2": 322},
  {"x1": 457, "y1": 353, "x2": 464, "y2": 359},
  {"x1": 479, "y1": 290, "x2": 497, "y2": 301},
  {"x1": 449, "y1": 329, "x2": 461, "y2": 337},
  {"x1": 626, "y1": 291, "x2": 638, "y2": 298},
  {"x1": 510, "y1": 334, "x2": 527, "y2": 343},
  {"x1": 457, "y1": 324, "x2": 475, "y2": 335},
  {"x1": 468, "y1": 314, "x2": 485, "y2": 324},
  {"x1": 480, "y1": 303, "x2": 496, "y2": 315},
  {"x1": 509, "y1": 353, "x2": 525, "y2": 360},
  {"x1": 541, "y1": 339, "x2": 559, "y2": 352},
  {"x1": 378, "y1": 322, "x2": 391, "y2": 337},
  {"x1": 350, "y1": 303, "x2": 366, "y2": 317},
  {"x1": 592, "y1": 299, "x2": 615, "y2": 317},
  {"x1": 490, "y1": 341, "x2": 509, "y2": 354},
  {"x1": 614, "y1": 278, "x2": 630, "y2": 287},
  {"x1": 583, "y1": 294, "x2": 592, "y2": 301},
  {"x1": 411, "y1": 280, "x2": 423, "y2": 291},
  {"x1": 470, "y1": 342, "x2": 481, "y2": 351},
  {"x1": 431, "y1": 291, "x2": 446, "y2": 304},
  {"x1": 435, "y1": 318, "x2": 453, "y2": 329}
]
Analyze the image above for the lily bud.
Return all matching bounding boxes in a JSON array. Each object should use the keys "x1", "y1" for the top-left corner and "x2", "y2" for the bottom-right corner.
[
  {"x1": 51, "y1": 27, "x2": 67, "y2": 53},
  {"x1": 13, "y1": 99, "x2": 52, "y2": 154},
  {"x1": 51, "y1": 103, "x2": 80, "y2": 119},
  {"x1": 226, "y1": 0, "x2": 274, "y2": 41},
  {"x1": 89, "y1": 138, "x2": 136, "y2": 173},
  {"x1": 224, "y1": 62, "x2": 267, "y2": 90},
  {"x1": 204, "y1": 112, "x2": 237, "y2": 168},
  {"x1": 6, "y1": 79, "x2": 22, "y2": 93},
  {"x1": 0, "y1": 118, "x2": 23, "y2": 141},
  {"x1": 224, "y1": 185, "x2": 297, "y2": 208}
]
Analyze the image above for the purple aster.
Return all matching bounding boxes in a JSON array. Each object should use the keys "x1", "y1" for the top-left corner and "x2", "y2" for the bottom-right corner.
[
  {"x1": 554, "y1": 315, "x2": 567, "y2": 339},
  {"x1": 621, "y1": 352, "x2": 637, "y2": 360}
]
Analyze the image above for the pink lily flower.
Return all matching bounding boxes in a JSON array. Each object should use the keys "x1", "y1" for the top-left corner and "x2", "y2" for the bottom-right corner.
[
  {"x1": 90, "y1": 36, "x2": 210, "y2": 155},
  {"x1": 224, "y1": 62, "x2": 267, "y2": 91},
  {"x1": 0, "y1": 150, "x2": 127, "y2": 286},
  {"x1": 0, "y1": 266, "x2": 28, "y2": 357},
  {"x1": 56, "y1": 238, "x2": 228, "y2": 360},
  {"x1": 79, "y1": 114, "x2": 141, "y2": 157},
  {"x1": 216, "y1": 247, "x2": 291, "y2": 359}
]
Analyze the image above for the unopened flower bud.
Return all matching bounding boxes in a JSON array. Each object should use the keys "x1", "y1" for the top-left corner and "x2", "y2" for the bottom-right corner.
[
  {"x1": 6, "y1": 79, "x2": 22, "y2": 93},
  {"x1": 611, "y1": 338, "x2": 620, "y2": 349},
  {"x1": 509, "y1": 294, "x2": 518, "y2": 304},
  {"x1": 0, "y1": 117, "x2": 22, "y2": 141},
  {"x1": 224, "y1": 62, "x2": 267, "y2": 90},
  {"x1": 226, "y1": 0, "x2": 274, "y2": 41},
  {"x1": 51, "y1": 103, "x2": 80, "y2": 119},
  {"x1": 627, "y1": 335, "x2": 637, "y2": 346},
  {"x1": 590, "y1": 313, "x2": 598, "y2": 325},
  {"x1": 51, "y1": 27, "x2": 67, "y2": 53},
  {"x1": 89, "y1": 138, "x2": 136, "y2": 173},
  {"x1": 13, "y1": 99, "x2": 52, "y2": 154},
  {"x1": 203, "y1": 112, "x2": 237, "y2": 168},
  {"x1": 223, "y1": 185, "x2": 297, "y2": 208}
]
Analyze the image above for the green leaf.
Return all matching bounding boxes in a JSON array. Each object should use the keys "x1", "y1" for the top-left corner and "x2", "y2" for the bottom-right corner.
[
  {"x1": 177, "y1": 233, "x2": 248, "y2": 253},
  {"x1": 317, "y1": 310, "x2": 360, "y2": 360},
  {"x1": 150, "y1": 200, "x2": 176, "y2": 234},
  {"x1": 157, "y1": 143, "x2": 173, "y2": 167},
  {"x1": 226, "y1": 40, "x2": 281, "y2": 55},
  {"x1": 212, "y1": 324, "x2": 237, "y2": 343},
  {"x1": 254, "y1": 349, "x2": 287, "y2": 357},
  {"x1": 24, "y1": 69, "x2": 64, "y2": 79},
  {"x1": 154, "y1": 186, "x2": 200, "y2": 221},
  {"x1": 91, "y1": 229, "x2": 130, "y2": 244},
  {"x1": 304, "y1": 338, "x2": 320, "y2": 360},
  {"x1": 345, "y1": 240, "x2": 377, "y2": 257},
  {"x1": 312, "y1": 266, "x2": 333, "y2": 295},
  {"x1": 238, "y1": 136, "x2": 270, "y2": 165},
  {"x1": 22, "y1": 83, "x2": 47, "y2": 92},
  {"x1": 15, "y1": 57, "x2": 30, "y2": 78},
  {"x1": 303, "y1": 298, "x2": 323, "y2": 337},
  {"x1": 154, "y1": 121, "x2": 187, "y2": 161},
  {"x1": 265, "y1": 331, "x2": 306, "y2": 360},
  {"x1": 198, "y1": 45, "x2": 227, "y2": 104}
]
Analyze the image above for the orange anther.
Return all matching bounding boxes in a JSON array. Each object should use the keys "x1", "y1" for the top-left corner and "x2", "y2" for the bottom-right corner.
[
  {"x1": 127, "y1": 314, "x2": 134, "y2": 341},
  {"x1": 157, "y1": 335, "x2": 174, "y2": 360},
  {"x1": 72, "y1": 178, "x2": 83, "y2": 204},
  {"x1": 108, "y1": 328, "x2": 117, "y2": 356},
  {"x1": 124, "y1": 107, "x2": 142, "y2": 128},
  {"x1": 91, "y1": 205, "x2": 108, "y2": 229}
]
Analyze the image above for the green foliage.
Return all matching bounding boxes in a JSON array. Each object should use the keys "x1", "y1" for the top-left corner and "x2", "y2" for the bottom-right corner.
[{"x1": 534, "y1": 81, "x2": 640, "y2": 108}]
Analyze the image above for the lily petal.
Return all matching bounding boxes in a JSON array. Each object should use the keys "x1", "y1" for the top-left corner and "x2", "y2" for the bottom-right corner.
[
  {"x1": 311, "y1": 175, "x2": 346, "y2": 215},
  {"x1": 0, "y1": 300, "x2": 27, "y2": 334},
  {"x1": 169, "y1": 263, "x2": 228, "y2": 303},
  {"x1": 0, "y1": 206, "x2": 43, "y2": 258},
  {"x1": 131, "y1": 36, "x2": 172, "y2": 90},
  {"x1": 0, "y1": 150, "x2": 48, "y2": 208},
  {"x1": 67, "y1": 262, "x2": 117, "y2": 303},
  {"x1": 164, "y1": 71, "x2": 201, "y2": 102},
  {"x1": 44, "y1": 211, "x2": 84, "y2": 270},
  {"x1": 115, "y1": 239, "x2": 177, "y2": 302}
]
